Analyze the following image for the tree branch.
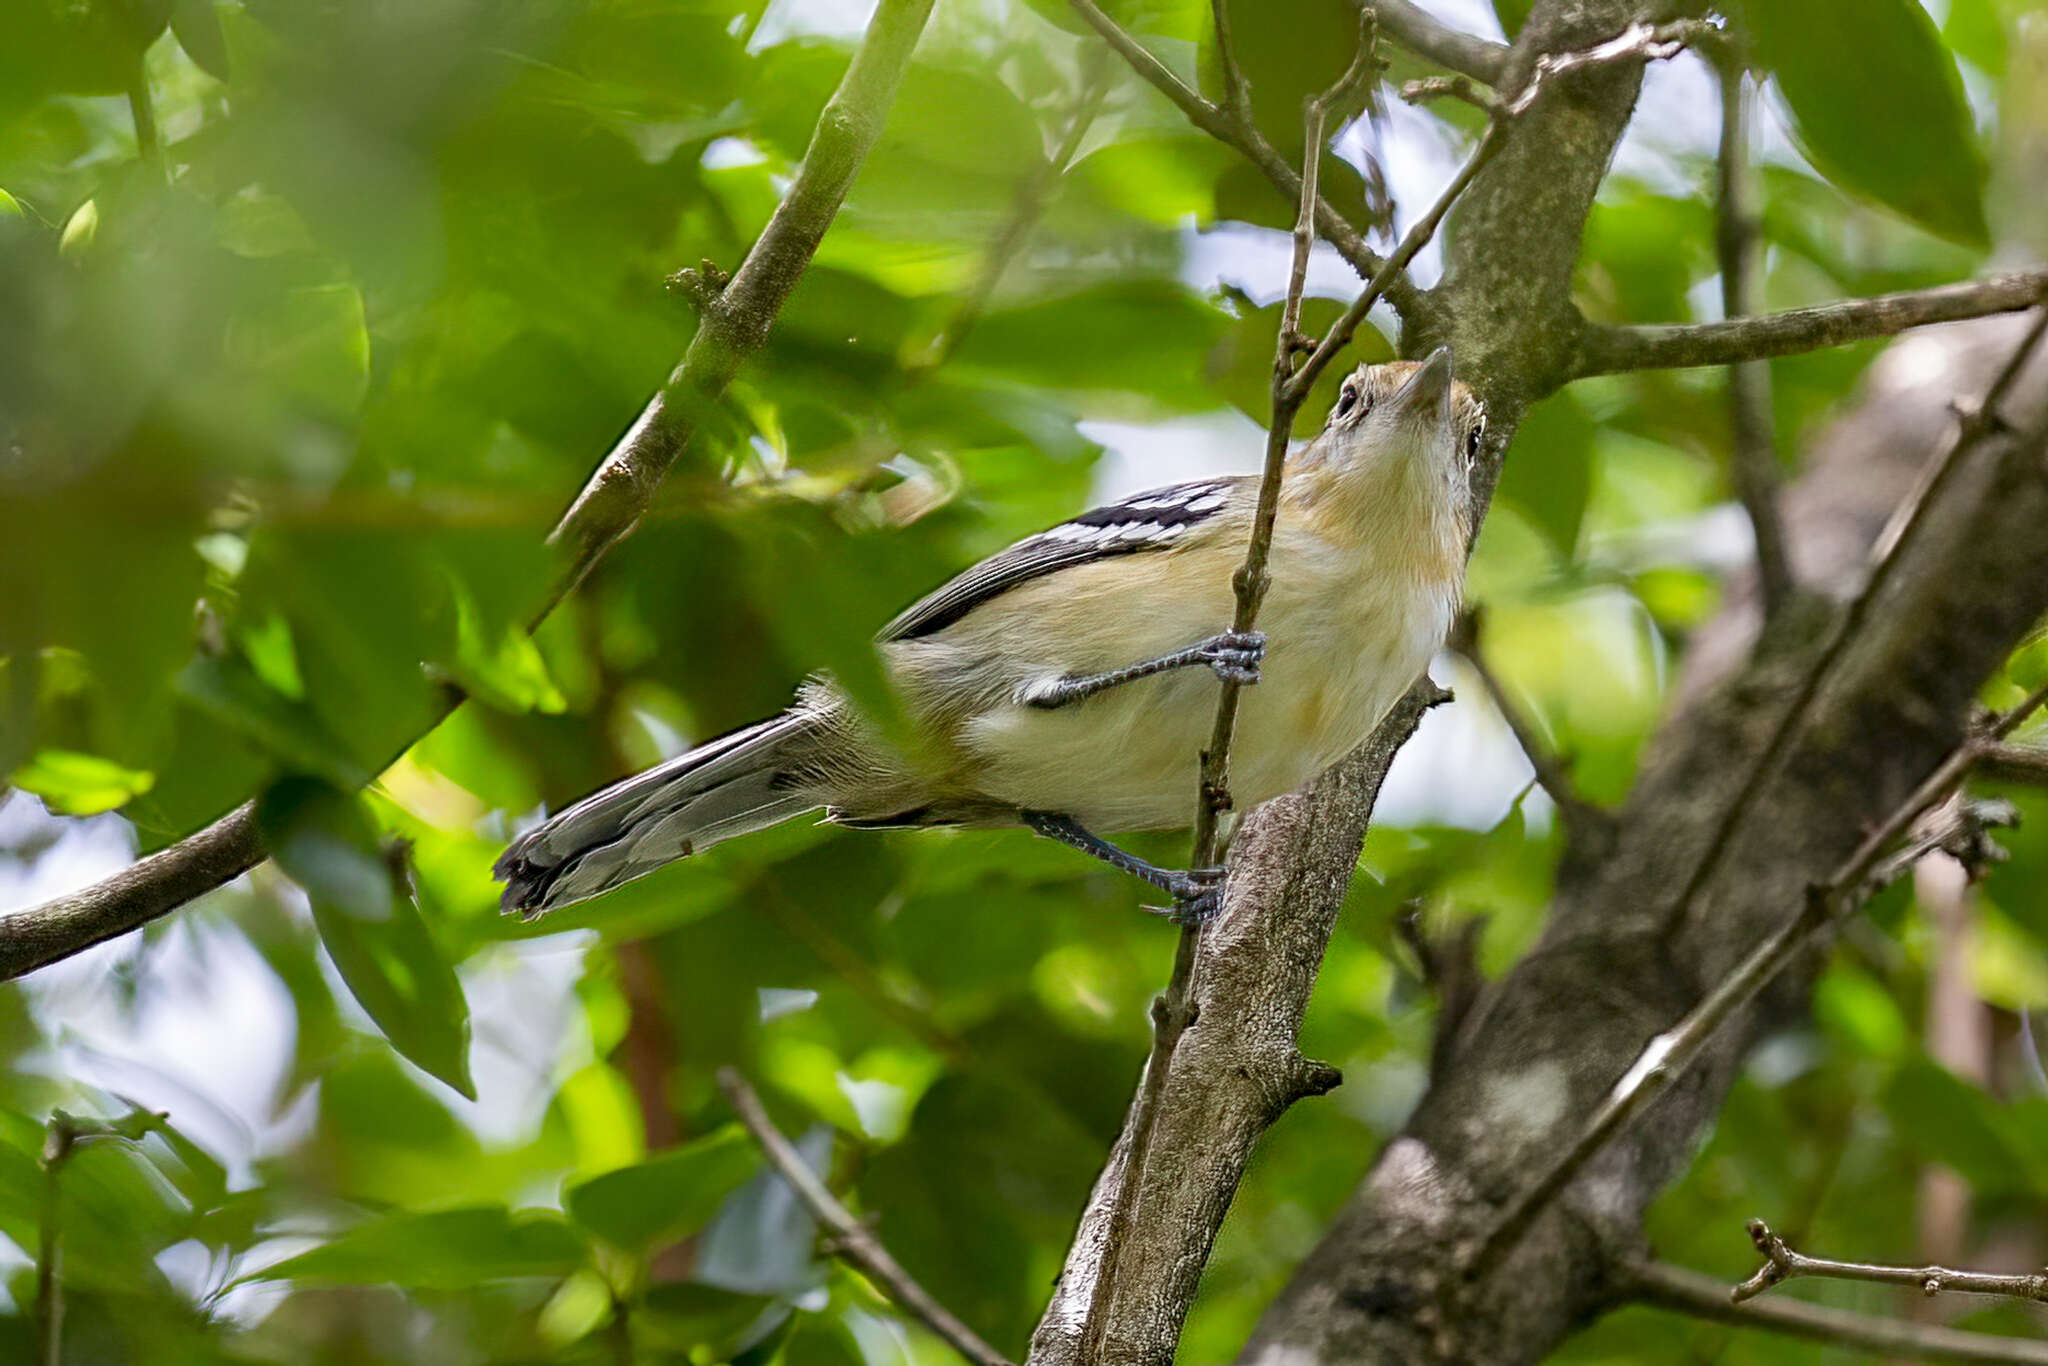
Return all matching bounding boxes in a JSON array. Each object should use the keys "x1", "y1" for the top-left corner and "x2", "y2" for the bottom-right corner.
[
  {"x1": 1980, "y1": 741, "x2": 2048, "y2": 786},
  {"x1": 1633, "y1": 1259, "x2": 2048, "y2": 1364},
  {"x1": 1463, "y1": 678, "x2": 2048, "y2": 1284},
  {"x1": 1357, "y1": 0, "x2": 1508, "y2": 84},
  {"x1": 1029, "y1": 685, "x2": 1445, "y2": 1366},
  {"x1": 1734, "y1": 1220, "x2": 2048, "y2": 1308},
  {"x1": 716, "y1": 1070, "x2": 1014, "y2": 1366},
  {"x1": 1575, "y1": 274, "x2": 2048, "y2": 377},
  {"x1": 1715, "y1": 54, "x2": 1793, "y2": 617},
  {"x1": 0, "y1": 0, "x2": 938, "y2": 982}
]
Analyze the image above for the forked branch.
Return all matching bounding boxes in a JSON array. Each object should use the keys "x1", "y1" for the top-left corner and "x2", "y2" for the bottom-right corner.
[
  {"x1": 1633, "y1": 1260, "x2": 2048, "y2": 1364},
  {"x1": 1734, "y1": 1220, "x2": 2048, "y2": 1308}
]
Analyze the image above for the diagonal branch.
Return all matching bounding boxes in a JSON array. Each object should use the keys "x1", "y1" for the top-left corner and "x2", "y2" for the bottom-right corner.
[
  {"x1": 0, "y1": 0, "x2": 939, "y2": 982},
  {"x1": 717, "y1": 1070, "x2": 1014, "y2": 1366},
  {"x1": 1632, "y1": 1259, "x2": 2048, "y2": 1364},
  {"x1": 1734, "y1": 1220, "x2": 2048, "y2": 1308},
  {"x1": 1357, "y1": 0, "x2": 1508, "y2": 84},
  {"x1": 1575, "y1": 273, "x2": 2048, "y2": 377},
  {"x1": 1714, "y1": 52, "x2": 1793, "y2": 617}
]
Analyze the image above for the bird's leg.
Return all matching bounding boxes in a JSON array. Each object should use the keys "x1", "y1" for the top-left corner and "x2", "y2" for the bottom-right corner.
[
  {"x1": 1020, "y1": 810, "x2": 1226, "y2": 925},
  {"x1": 1020, "y1": 630, "x2": 1265, "y2": 710}
]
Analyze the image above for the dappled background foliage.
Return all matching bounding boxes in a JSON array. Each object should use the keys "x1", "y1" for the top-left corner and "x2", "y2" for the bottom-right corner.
[{"x1": 3, "y1": 0, "x2": 2048, "y2": 1362}]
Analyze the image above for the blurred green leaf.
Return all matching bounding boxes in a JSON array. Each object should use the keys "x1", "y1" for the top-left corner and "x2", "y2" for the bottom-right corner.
[
  {"x1": 1738, "y1": 0, "x2": 1990, "y2": 246},
  {"x1": 564, "y1": 1123, "x2": 762, "y2": 1253},
  {"x1": 9, "y1": 747, "x2": 154, "y2": 814},
  {"x1": 250, "y1": 1206, "x2": 587, "y2": 1288},
  {"x1": 1493, "y1": 390, "x2": 1593, "y2": 556},
  {"x1": 177, "y1": 650, "x2": 368, "y2": 788},
  {"x1": 258, "y1": 776, "x2": 475, "y2": 1098}
]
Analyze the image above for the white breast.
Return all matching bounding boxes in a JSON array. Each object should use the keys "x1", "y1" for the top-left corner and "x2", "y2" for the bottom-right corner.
[{"x1": 941, "y1": 517, "x2": 1456, "y2": 831}]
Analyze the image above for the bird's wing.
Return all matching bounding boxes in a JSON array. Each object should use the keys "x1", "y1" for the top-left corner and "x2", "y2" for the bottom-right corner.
[{"x1": 880, "y1": 478, "x2": 1245, "y2": 642}]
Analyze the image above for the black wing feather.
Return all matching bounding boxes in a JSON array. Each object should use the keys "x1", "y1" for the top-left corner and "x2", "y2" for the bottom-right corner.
[{"x1": 881, "y1": 479, "x2": 1240, "y2": 641}]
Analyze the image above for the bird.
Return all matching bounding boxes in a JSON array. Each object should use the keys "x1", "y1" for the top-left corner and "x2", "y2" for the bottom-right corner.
[{"x1": 497, "y1": 347, "x2": 1485, "y2": 923}]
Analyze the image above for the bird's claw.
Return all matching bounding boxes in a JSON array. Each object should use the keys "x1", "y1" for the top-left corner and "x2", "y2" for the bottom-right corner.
[
  {"x1": 1200, "y1": 630, "x2": 1266, "y2": 687},
  {"x1": 1148, "y1": 865, "x2": 1227, "y2": 926}
]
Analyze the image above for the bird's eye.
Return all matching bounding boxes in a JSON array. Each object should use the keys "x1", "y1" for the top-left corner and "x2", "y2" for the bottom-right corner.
[
  {"x1": 1335, "y1": 384, "x2": 1364, "y2": 419},
  {"x1": 1466, "y1": 426, "x2": 1483, "y2": 458}
]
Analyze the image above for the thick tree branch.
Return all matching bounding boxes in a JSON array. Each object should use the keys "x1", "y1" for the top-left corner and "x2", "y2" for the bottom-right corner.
[
  {"x1": 1715, "y1": 54, "x2": 1793, "y2": 617},
  {"x1": 1358, "y1": 0, "x2": 1509, "y2": 84},
  {"x1": 1633, "y1": 1260, "x2": 2048, "y2": 1364},
  {"x1": 1028, "y1": 685, "x2": 1444, "y2": 1366},
  {"x1": 0, "y1": 0, "x2": 938, "y2": 982},
  {"x1": 718, "y1": 1070, "x2": 1013, "y2": 1366},
  {"x1": 1734, "y1": 1220, "x2": 2048, "y2": 1308},
  {"x1": 1576, "y1": 273, "x2": 2048, "y2": 377},
  {"x1": 1243, "y1": 0, "x2": 2048, "y2": 1356}
]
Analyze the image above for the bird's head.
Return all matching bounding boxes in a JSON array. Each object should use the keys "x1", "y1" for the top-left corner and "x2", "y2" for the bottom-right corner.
[{"x1": 1304, "y1": 347, "x2": 1485, "y2": 520}]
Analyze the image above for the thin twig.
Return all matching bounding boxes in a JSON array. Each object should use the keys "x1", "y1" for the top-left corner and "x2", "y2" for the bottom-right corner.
[
  {"x1": 1633, "y1": 1260, "x2": 2048, "y2": 1364},
  {"x1": 1075, "y1": 24, "x2": 1378, "y2": 1359},
  {"x1": 1209, "y1": 0, "x2": 1253, "y2": 124},
  {"x1": 1502, "y1": 19, "x2": 1721, "y2": 117},
  {"x1": 1715, "y1": 53, "x2": 1793, "y2": 617},
  {"x1": 1063, "y1": 0, "x2": 1413, "y2": 315},
  {"x1": 0, "y1": 0, "x2": 940, "y2": 982},
  {"x1": 127, "y1": 60, "x2": 162, "y2": 173},
  {"x1": 37, "y1": 1115, "x2": 76, "y2": 1366},
  {"x1": 1451, "y1": 609, "x2": 1609, "y2": 845},
  {"x1": 716, "y1": 1070, "x2": 1014, "y2": 1366},
  {"x1": 1733, "y1": 1220, "x2": 2048, "y2": 1307},
  {"x1": 1576, "y1": 274, "x2": 2048, "y2": 377},
  {"x1": 1464, "y1": 681, "x2": 2048, "y2": 1284}
]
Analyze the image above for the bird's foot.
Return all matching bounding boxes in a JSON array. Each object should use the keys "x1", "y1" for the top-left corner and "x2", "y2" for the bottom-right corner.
[
  {"x1": 1196, "y1": 631, "x2": 1266, "y2": 686},
  {"x1": 1151, "y1": 865, "x2": 1227, "y2": 925}
]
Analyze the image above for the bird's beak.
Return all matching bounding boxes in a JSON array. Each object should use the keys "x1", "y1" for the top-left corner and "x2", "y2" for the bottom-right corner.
[{"x1": 1389, "y1": 346, "x2": 1454, "y2": 428}]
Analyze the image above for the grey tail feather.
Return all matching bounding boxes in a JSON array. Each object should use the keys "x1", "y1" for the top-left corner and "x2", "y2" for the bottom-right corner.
[{"x1": 495, "y1": 710, "x2": 823, "y2": 918}]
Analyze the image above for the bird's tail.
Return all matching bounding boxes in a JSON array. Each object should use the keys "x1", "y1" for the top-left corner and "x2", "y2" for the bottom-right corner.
[{"x1": 495, "y1": 710, "x2": 825, "y2": 918}]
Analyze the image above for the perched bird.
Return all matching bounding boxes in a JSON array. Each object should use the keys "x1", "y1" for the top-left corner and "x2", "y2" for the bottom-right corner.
[{"x1": 498, "y1": 347, "x2": 1484, "y2": 922}]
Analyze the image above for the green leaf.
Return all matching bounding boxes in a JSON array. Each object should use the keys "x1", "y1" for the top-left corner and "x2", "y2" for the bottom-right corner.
[
  {"x1": 249, "y1": 1206, "x2": 586, "y2": 1288},
  {"x1": 1493, "y1": 390, "x2": 1593, "y2": 556},
  {"x1": 1490, "y1": 0, "x2": 1531, "y2": 39},
  {"x1": 1738, "y1": 0, "x2": 1989, "y2": 246},
  {"x1": 258, "y1": 777, "x2": 475, "y2": 1099},
  {"x1": 564, "y1": 1124, "x2": 762, "y2": 1253},
  {"x1": 10, "y1": 748, "x2": 154, "y2": 815}
]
